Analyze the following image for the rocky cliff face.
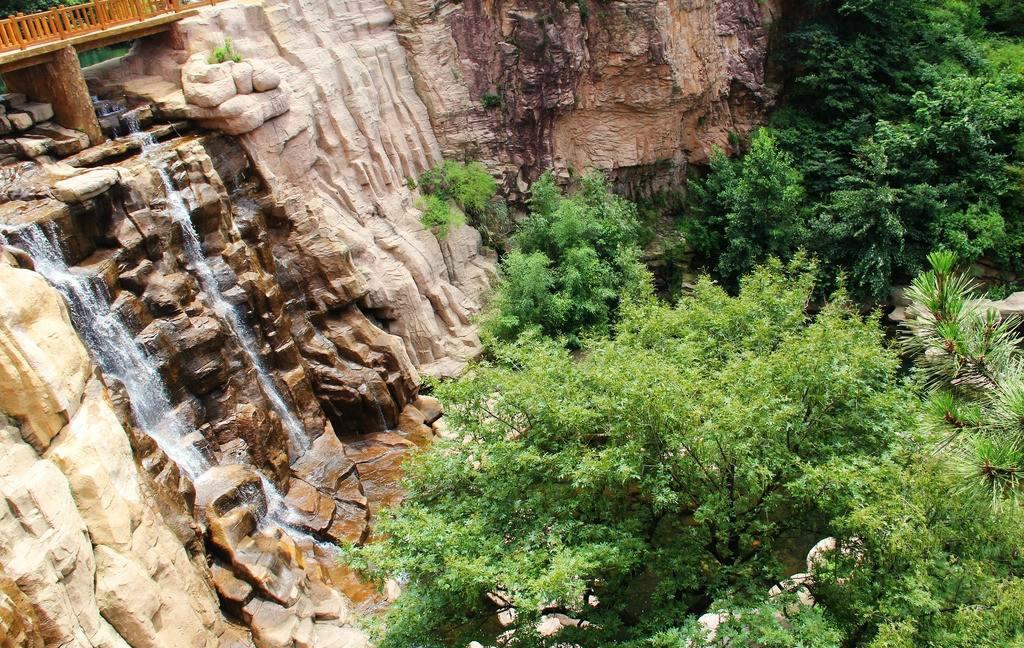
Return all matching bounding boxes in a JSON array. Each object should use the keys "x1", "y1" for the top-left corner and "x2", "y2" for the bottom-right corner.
[
  {"x1": 388, "y1": 0, "x2": 779, "y2": 195},
  {"x1": 0, "y1": 1, "x2": 486, "y2": 646},
  {"x1": 0, "y1": 256, "x2": 248, "y2": 647}
]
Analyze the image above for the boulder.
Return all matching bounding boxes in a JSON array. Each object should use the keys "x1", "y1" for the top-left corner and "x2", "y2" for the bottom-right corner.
[
  {"x1": 397, "y1": 404, "x2": 432, "y2": 446},
  {"x1": 52, "y1": 168, "x2": 119, "y2": 203},
  {"x1": 413, "y1": 394, "x2": 443, "y2": 424},
  {"x1": 14, "y1": 136, "x2": 52, "y2": 159},
  {"x1": 232, "y1": 61, "x2": 255, "y2": 94},
  {"x1": 242, "y1": 598, "x2": 298, "y2": 648},
  {"x1": 284, "y1": 477, "x2": 336, "y2": 533},
  {"x1": 30, "y1": 123, "x2": 90, "y2": 157},
  {"x1": 250, "y1": 61, "x2": 281, "y2": 92},
  {"x1": 230, "y1": 530, "x2": 302, "y2": 607},
  {"x1": 194, "y1": 463, "x2": 269, "y2": 522},
  {"x1": 141, "y1": 271, "x2": 194, "y2": 316},
  {"x1": 10, "y1": 101, "x2": 53, "y2": 123},
  {"x1": 7, "y1": 112, "x2": 33, "y2": 132},
  {"x1": 189, "y1": 88, "x2": 290, "y2": 135},
  {"x1": 291, "y1": 432, "x2": 359, "y2": 495},
  {"x1": 182, "y1": 57, "x2": 238, "y2": 108},
  {"x1": 806, "y1": 537, "x2": 837, "y2": 573},
  {"x1": 212, "y1": 562, "x2": 254, "y2": 608}
]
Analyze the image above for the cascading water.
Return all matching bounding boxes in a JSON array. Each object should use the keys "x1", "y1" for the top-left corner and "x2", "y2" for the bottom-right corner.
[
  {"x1": 129, "y1": 120, "x2": 311, "y2": 455},
  {"x1": 1, "y1": 123, "x2": 335, "y2": 552},
  {"x1": 3, "y1": 220, "x2": 323, "y2": 543},
  {"x1": 1, "y1": 222, "x2": 210, "y2": 480}
]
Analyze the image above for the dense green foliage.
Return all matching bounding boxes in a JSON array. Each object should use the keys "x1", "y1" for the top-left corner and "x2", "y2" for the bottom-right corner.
[
  {"x1": 353, "y1": 260, "x2": 921, "y2": 646},
  {"x1": 346, "y1": 2, "x2": 1024, "y2": 646},
  {"x1": 684, "y1": 129, "x2": 806, "y2": 283},
  {"x1": 685, "y1": 0, "x2": 1024, "y2": 300},
  {"x1": 802, "y1": 450, "x2": 1024, "y2": 646},
  {"x1": 418, "y1": 160, "x2": 509, "y2": 248},
  {"x1": 1, "y1": 0, "x2": 85, "y2": 18},
  {"x1": 482, "y1": 171, "x2": 648, "y2": 345}
]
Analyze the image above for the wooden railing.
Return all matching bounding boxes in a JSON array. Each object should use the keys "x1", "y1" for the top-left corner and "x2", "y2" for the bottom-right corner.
[{"x1": 0, "y1": 0, "x2": 221, "y2": 53}]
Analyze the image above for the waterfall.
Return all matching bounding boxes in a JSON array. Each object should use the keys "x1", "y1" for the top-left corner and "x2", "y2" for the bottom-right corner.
[
  {"x1": 358, "y1": 381, "x2": 389, "y2": 431},
  {"x1": 0, "y1": 122, "x2": 353, "y2": 571},
  {"x1": 3, "y1": 219, "x2": 336, "y2": 552},
  {"x1": 1, "y1": 222, "x2": 210, "y2": 481},
  {"x1": 130, "y1": 121, "x2": 311, "y2": 455}
]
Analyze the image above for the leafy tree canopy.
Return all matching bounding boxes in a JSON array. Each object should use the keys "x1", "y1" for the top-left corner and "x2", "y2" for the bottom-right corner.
[
  {"x1": 684, "y1": 0, "x2": 1024, "y2": 301},
  {"x1": 482, "y1": 171, "x2": 649, "y2": 346},
  {"x1": 351, "y1": 259, "x2": 915, "y2": 647},
  {"x1": 684, "y1": 128, "x2": 807, "y2": 287}
]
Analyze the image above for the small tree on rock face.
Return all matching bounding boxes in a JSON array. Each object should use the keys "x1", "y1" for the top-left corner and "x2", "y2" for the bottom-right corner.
[
  {"x1": 418, "y1": 161, "x2": 509, "y2": 249},
  {"x1": 902, "y1": 250, "x2": 1024, "y2": 503}
]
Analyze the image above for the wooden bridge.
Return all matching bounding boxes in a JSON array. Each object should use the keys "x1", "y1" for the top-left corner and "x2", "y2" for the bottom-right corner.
[
  {"x1": 0, "y1": 0, "x2": 226, "y2": 146},
  {"x1": 0, "y1": 0, "x2": 222, "y2": 60}
]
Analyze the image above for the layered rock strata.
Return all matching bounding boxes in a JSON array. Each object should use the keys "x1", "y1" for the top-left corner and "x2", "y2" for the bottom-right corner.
[
  {"x1": 387, "y1": 0, "x2": 780, "y2": 195},
  {"x1": 86, "y1": 0, "x2": 497, "y2": 380}
]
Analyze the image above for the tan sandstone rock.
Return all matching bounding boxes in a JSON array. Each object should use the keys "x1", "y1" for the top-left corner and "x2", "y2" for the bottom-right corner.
[{"x1": 0, "y1": 260, "x2": 90, "y2": 450}]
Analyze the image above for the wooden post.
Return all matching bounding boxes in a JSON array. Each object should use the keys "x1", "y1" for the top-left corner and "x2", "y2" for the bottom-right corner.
[
  {"x1": 14, "y1": 14, "x2": 26, "y2": 49},
  {"x1": 4, "y1": 46, "x2": 105, "y2": 144},
  {"x1": 56, "y1": 7, "x2": 68, "y2": 39}
]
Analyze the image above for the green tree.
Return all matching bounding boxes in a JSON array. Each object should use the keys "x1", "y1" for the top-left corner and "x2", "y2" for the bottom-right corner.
[
  {"x1": 981, "y1": 0, "x2": 1024, "y2": 34},
  {"x1": 351, "y1": 259, "x2": 912, "y2": 647},
  {"x1": 483, "y1": 171, "x2": 649, "y2": 345},
  {"x1": 698, "y1": 0, "x2": 1024, "y2": 301},
  {"x1": 901, "y1": 250, "x2": 1024, "y2": 503},
  {"x1": 795, "y1": 450, "x2": 1024, "y2": 647},
  {"x1": 685, "y1": 129, "x2": 807, "y2": 285},
  {"x1": 2, "y1": 0, "x2": 85, "y2": 17}
]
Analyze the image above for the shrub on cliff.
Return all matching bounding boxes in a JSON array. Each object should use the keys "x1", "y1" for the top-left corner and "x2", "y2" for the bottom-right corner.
[
  {"x1": 418, "y1": 160, "x2": 510, "y2": 249},
  {"x1": 349, "y1": 259, "x2": 920, "y2": 647},
  {"x1": 418, "y1": 194, "x2": 465, "y2": 239},
  {"x1": 483, "y1": 171, "x2": 649, "y2": 346}
]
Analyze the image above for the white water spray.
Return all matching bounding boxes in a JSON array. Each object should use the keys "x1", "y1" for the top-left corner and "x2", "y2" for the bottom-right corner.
[
  {"x1": 130, "y1": 121, "x2": 311, "y2": 454},
  {"x1": 3, "y1": 222, "x2": 210, "y2": 480}
]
